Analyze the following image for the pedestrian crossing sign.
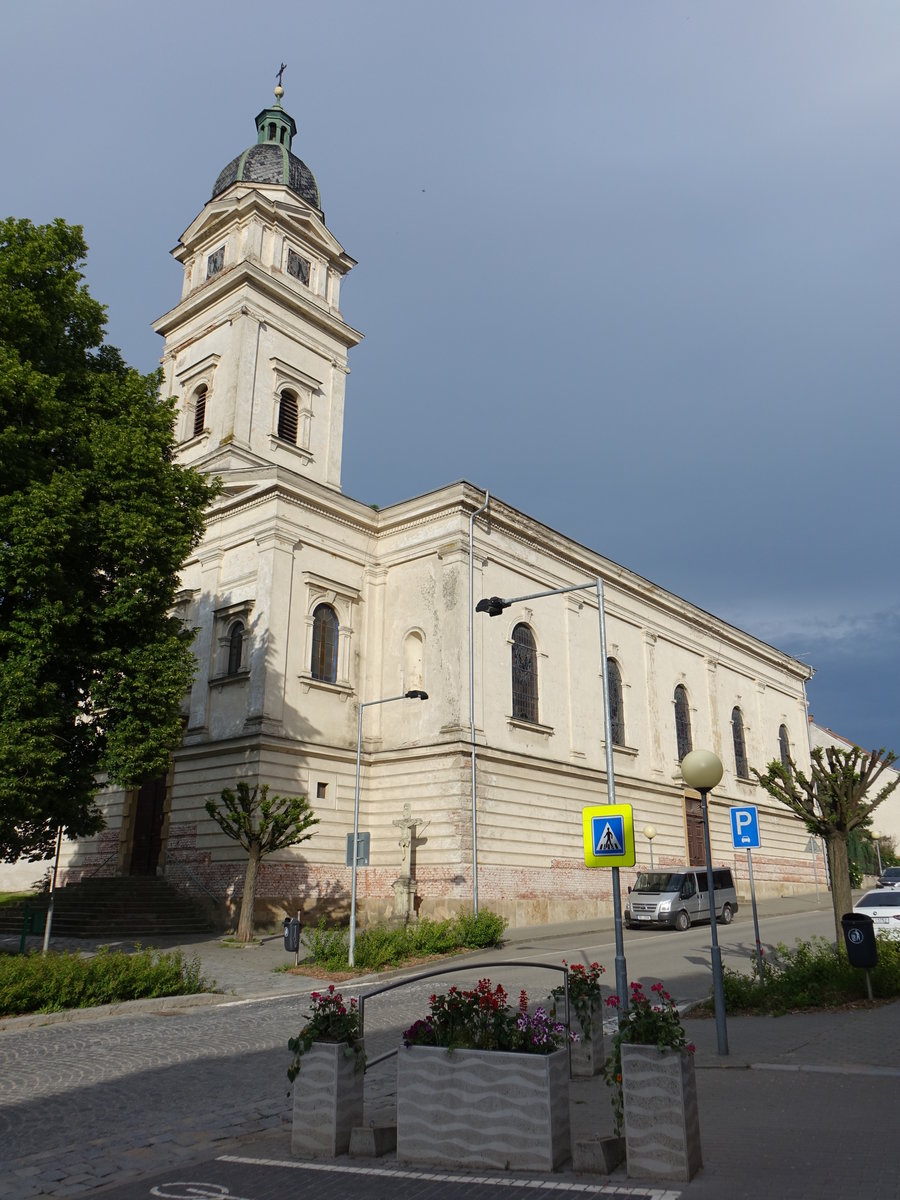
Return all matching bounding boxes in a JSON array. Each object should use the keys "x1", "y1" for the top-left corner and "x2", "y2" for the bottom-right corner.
[{"x1": 582, "y1": 804, "x2": 635, "y2": 868}]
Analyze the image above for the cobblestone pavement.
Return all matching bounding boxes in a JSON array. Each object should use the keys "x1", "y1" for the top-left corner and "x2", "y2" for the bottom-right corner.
[{"x1": 2, "y1": 899, "x2": 899, "y2": 1200}]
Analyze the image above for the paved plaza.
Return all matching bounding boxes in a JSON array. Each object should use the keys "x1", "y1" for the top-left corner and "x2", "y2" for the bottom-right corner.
[{"x1": 1, "y1": 899, "x2": 899, "y2": 1200}]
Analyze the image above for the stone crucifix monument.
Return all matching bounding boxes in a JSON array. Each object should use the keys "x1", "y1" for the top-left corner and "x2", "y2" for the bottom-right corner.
[{"x1": 391, "y1": 802, "x2": 429, "y2": 925}]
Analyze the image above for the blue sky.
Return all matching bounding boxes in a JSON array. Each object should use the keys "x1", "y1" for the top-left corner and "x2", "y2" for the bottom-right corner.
[{"x1": 2, "y1": 1, "x2": 898, "y2": 752}]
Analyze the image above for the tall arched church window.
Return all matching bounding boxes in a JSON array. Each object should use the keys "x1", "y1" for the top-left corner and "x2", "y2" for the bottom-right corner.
[
  {"x1": 732, "y1": 707, "x2": 750, "y2": 779},
  {"x1": 311, "y1": 604, "x2": 339, "y2": 683},
  {"x1": 227, "y1": 621, "x2": 244, "y2": 675},
  {"x1": 511, "y1": 623, "x2": 538, "y2": 723},
  {"x1": 277, "y1": 390, "x2": 299, "y2": 444},
  {"x1": 607, "y1": 658, "x2": 625, "y2": 746},
  {"x1": 192, "y1": 385, "x2": 207, "y2": 438},
  {"x1": 674, "y1": 685, "x2": 692, "y2": 762},
  {"x1": 778, "y1": 724, "x2": 791, "y2": 769}
]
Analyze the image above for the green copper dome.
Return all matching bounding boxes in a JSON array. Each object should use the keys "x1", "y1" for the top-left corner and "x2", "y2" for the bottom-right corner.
[{"x1": 212, "y1": 88, "x2": 321, "y2": 212}]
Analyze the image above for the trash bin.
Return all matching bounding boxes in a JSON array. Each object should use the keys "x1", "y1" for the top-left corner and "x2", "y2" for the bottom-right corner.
[
  {"x1": 283, "y1": 916, "x2": 301, "y2": 954},
  {"x1": 841, "y1": 911, "x2": 878, "y2": 970}
]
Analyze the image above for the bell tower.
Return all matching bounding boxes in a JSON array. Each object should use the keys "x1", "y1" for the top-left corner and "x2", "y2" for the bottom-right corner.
[{"x1": 154, "y1": 83, "x2": 362, "y2": 493}]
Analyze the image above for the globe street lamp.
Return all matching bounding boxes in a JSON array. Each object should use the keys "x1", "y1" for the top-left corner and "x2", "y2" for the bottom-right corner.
[
  {"x1": 680, "y1": 749, "x2": 728, "y2": 1055},
  {"x1": 642, "y1": 824, "x2": 657, "y2": 871},
  {"x1": 349, "y1": 689, "x2": 428, "y2": 967},
  {"x1": 476, "y1": 577, "x2": 628, "y2": 1010}
]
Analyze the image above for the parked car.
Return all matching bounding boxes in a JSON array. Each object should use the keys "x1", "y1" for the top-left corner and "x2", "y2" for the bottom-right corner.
[
  {"x1": 876, "y1": 865, "x2": 900, "y2": 889},
  {"x1": 853, "y1": 890, "x2": 900, "y2": 939},
  {"x1": 624, "y1": 867, "x2": 738, "y2": 931}
]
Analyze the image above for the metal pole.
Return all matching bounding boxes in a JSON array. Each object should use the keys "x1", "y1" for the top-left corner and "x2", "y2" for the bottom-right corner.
[
  {"x1": 42, "y1": 824, "x2": 63, "y2": 956},
  {"x1": 349, "y1": 691, "x2": 428, "y2": 967},
  {"x1": 468, "y1": 491, "x2": 489, "y2": 917},
  {"x1": 700, "y1": 786, "x2": 728, "y2": 1054},
  {"x1": 746, "y1": 847, "x2": 764, "y2": 980},
  {"x1": 811, "y1": 841, "x2": 819, "y2": 902},
  {"x1": 874, "y1": 838, "x2": 883, "y2": 877},
  {"x1": 596, "y1": 578, "x2": 628, "y2": 1015},
  {"x1": 349, "y1": 701, "x2": 364, "y2": 968},
  {"x1": 648, "y1": 839, "x2": 654, "y2": 871}
]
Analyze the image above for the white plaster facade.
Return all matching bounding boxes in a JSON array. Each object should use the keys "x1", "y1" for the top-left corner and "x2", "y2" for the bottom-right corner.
[{"x1": 26, "y1": 92, "x2": 834, "y2": 926}]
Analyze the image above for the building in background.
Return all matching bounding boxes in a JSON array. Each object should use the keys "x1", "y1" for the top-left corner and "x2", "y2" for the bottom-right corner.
[{"x1": 6, "y1": 88, "x2": 838, "y2": 925}]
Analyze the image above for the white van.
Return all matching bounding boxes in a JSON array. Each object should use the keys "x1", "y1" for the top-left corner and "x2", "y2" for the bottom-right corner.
[{"x1": 624, "y1": 867, "x2": 738, "y2": 932}]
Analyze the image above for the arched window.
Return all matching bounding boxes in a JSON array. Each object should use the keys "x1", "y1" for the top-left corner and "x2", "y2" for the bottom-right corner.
[
  {"x1": 778, "y1": 724, "x2": 791, "y2": 769},
  {"x1": 277, "y1": 390, "x2": 299, "y2": 443},
  {"x1": 227, "y1": 621, "x2": 244, "y2": 675},
  {"x1": 511, "y1": 623, "x2": 538, "y2": 723},
  {"x1": 192, "y1": 385, "x2": 207, "y2": 438},
  {"x1": 311, "y1": 604, "x2": 339, "y2": 683},
  {"x1": 732, "y1": 707, "x2": 749, "y2": 779},
  {"x1": 674, "y1": 685, "x2": 692, "y2": 762},
  {"x1": 607, "y1": 658, "x2": 625, "y2": 746}
]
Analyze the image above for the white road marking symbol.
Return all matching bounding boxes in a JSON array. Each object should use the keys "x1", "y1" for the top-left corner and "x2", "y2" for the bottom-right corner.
[{"x1": 151, "y1": 1184, "x2": 254, "y2": 1200}]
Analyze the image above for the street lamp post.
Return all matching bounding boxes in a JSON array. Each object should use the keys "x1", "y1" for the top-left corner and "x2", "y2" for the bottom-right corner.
[
  {"x1": 349, "y1": 689, "x2": 428, "y2": 968},
  {"x1": 680, "y1": 749, "x2": 728, "y2": 1055},
  {"x1": 476, "y1": 577, "x2": 628, "y2": 1010},
  {"x1": 642, "y1": 824, "x2": 657, "y2": 871}
]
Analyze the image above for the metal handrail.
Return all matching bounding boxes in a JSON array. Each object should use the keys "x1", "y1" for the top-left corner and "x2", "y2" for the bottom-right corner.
[
  {"x1": 84, "y1": 851, "x2": 119, "y2": 879},
  {"x1": 358, "y1": 959, "x2": 571, "y2": 1072},
  {"x1": 162, "y1": 854, "x2": 220, "y2": 904}
]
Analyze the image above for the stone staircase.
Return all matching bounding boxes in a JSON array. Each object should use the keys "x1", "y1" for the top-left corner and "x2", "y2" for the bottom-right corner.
[{"x1": 0, "y1": 875, "x2": 217, "y2": 939}]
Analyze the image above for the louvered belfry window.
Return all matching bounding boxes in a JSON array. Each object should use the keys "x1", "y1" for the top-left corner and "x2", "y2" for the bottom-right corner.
[
  {"x1": 607, "y1": 658, "x2": 625, "y2": 746},
  {"x1": 311, "y1": 604, "x2": 339, "y2": 683},
  {"x1": 192, "y1": 385, "x2": 207, "y2": 438},
  {"x1": 511, "y1": 623, "x2": 538, "y2": 723},
  {"x1": 277, "y1": 391, "x2": 299, "y2": 444},
  {"x1": 674, "y1": 685, "x2": 692, "y2": 762},
  {"x1": 732, "y1": 708, "x2": 750, "y2": 779}
]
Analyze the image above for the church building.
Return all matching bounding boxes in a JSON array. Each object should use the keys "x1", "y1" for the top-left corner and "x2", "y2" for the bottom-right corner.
[{"x1": 54, "y1": 86, "x2": 823, "y2": 928}]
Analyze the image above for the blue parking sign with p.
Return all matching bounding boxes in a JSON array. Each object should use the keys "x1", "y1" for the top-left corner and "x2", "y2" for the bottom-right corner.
[{"x1": 730, "y1": 805, "x2": 761, "y2": 849}]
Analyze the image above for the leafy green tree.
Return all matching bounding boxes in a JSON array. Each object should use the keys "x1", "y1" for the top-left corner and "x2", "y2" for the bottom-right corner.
[
  {"x1": 205, "y1": 782, "x2": 319, "y2": 941},
  {"x1": 0, "y1": 217, "x2": 215, "y2": 862},
  {"x1": 753, "y1": 746, "x2": 899, "y2": 941}
]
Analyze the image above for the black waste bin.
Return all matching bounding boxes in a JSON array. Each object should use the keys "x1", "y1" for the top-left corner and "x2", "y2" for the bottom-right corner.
[
  {"x1": 841, "y1": 911, "x2": 878, "y2": 969},
  {"x1": 283, "y1": 916, "x2": 301, "y2": 954}
]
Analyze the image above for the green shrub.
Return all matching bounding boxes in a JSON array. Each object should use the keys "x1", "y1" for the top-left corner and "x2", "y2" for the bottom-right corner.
[
  {"x1": 304, "y1": 908, "x2": 508, "y2": 971},
  {"x1": 719, "y1": 935, "x2": 900, "y2": 1015},
  {"x1": 0, "y1": 946, "x2": 213, "y2": 1016}
]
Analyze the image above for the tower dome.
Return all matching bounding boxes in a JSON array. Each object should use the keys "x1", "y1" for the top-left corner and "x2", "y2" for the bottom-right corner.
[{"x1": 212, "y1": 85, "x2": 321, "y2": 213}]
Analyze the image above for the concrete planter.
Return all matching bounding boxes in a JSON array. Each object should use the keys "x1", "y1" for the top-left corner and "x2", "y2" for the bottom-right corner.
[
  {"x1": 620, "y1": 1044, "x2": 702, "y2": 1181},
  {"x1": 291, "y1": 1041, "x2": 364, "y2": 1157},
  {"x1": 397, "y1": 1045, "x2": 571, "y2": 1171},
  {"x1": 569, "y1": 1001, "x2": 605, "y2": 1077}
]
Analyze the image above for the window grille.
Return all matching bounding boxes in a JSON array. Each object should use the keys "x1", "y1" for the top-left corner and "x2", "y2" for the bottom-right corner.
[
  {"x1": 311, "y1": 604, "x2": 339, "y2": 683},
  {"x1": 607, "y1": 658, "x2": 625, "y2": 746},
  {"x1": 732, "y1": 708, "x2": 750, "y2": 779},
  {"x1": 511, "y1": 624, "x2": 538, "y2": 723},
  {"x1": 674, "y1": 685, "x2": 692, "y2": 762},
  {"x1": 277, "y1": 391, "x2": 299, "y2": 443}
]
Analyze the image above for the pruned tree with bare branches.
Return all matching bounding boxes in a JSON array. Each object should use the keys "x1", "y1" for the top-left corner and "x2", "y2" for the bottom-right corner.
[
  {"x1": 206, "y1": 782, "x2": 319, "y2": 942},
  {"x1": 753, "y1": 745, "x2": 899, "y2": 942}
]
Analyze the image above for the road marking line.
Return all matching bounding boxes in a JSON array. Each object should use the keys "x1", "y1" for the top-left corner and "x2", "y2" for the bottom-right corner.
[{"x1": 217, "y1": 1154, "x2": 678, "y2": 1198}]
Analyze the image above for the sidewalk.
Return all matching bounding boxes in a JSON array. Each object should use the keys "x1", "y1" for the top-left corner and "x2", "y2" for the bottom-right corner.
[{"x1": 2, "y1": 893, "x2": 898, "y2": 1199}]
